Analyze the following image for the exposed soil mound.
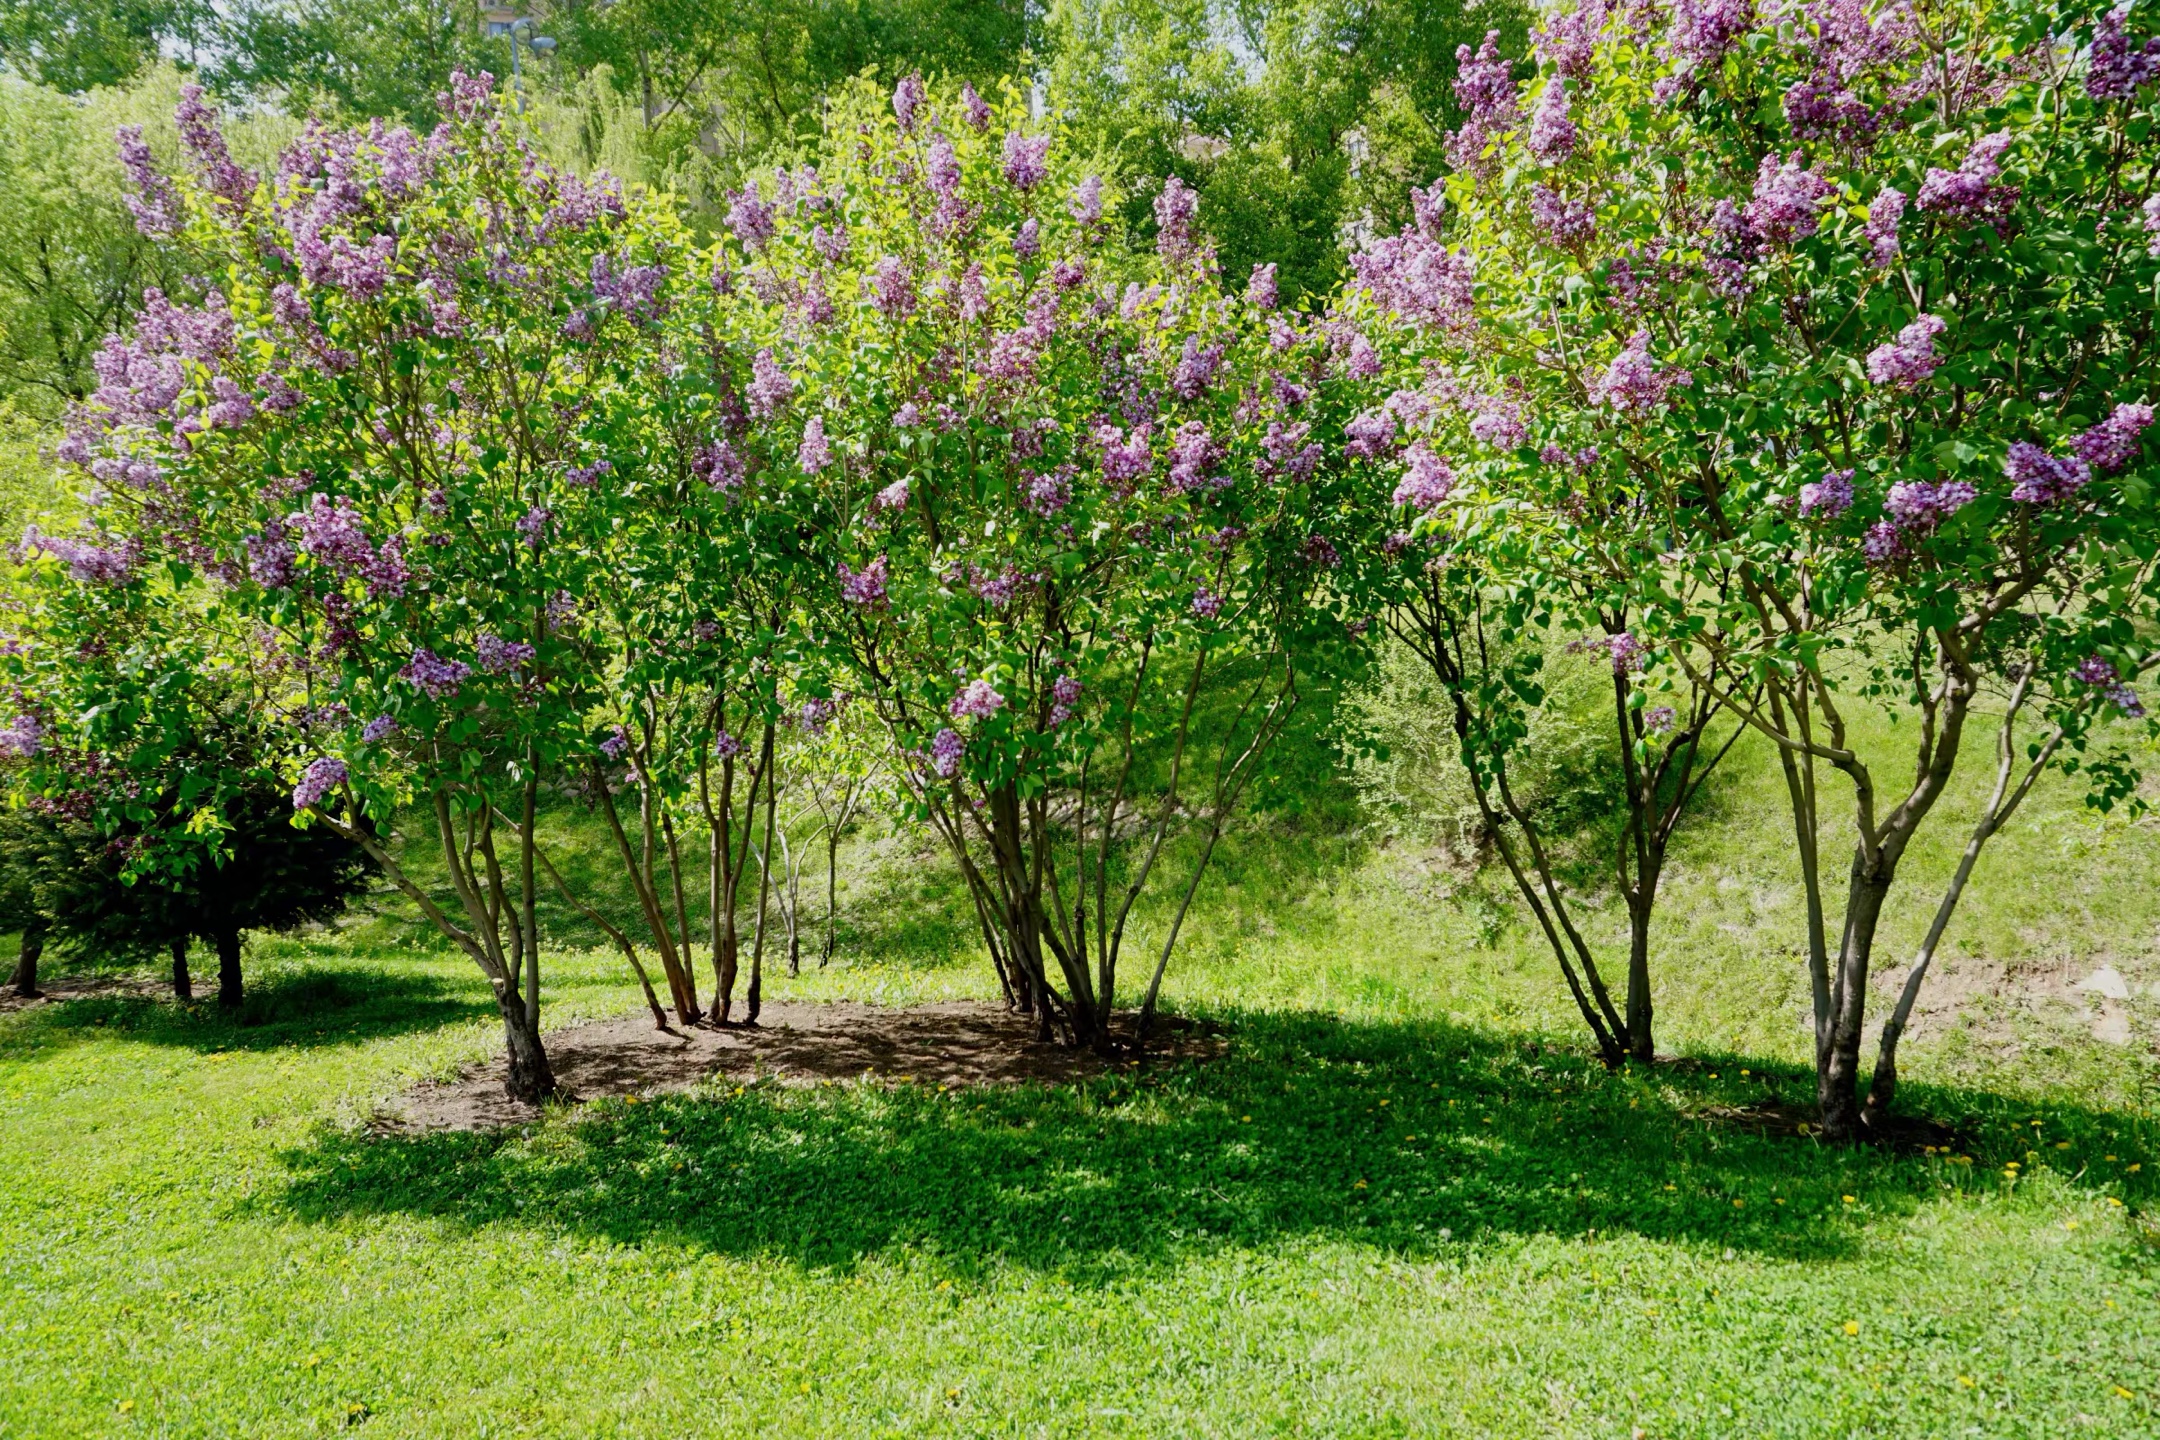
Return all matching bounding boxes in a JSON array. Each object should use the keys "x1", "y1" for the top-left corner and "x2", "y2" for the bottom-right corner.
[{"x1": 380, "y1": 999, "x2": 1224, "y2": 1132}]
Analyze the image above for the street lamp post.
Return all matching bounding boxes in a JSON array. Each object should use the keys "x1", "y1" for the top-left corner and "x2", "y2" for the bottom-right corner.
[{"x1": 482, "y1": 10, "x2": 557, "y2": 112}]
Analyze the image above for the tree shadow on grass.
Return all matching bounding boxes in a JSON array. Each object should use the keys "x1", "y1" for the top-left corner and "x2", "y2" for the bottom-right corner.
[
  {"x1": 3, "y1": 963, "x2": 493, "y2": 1054},
  {"x1": 271, "y1": 1010, "x2": 2160, "y2": 1284}
]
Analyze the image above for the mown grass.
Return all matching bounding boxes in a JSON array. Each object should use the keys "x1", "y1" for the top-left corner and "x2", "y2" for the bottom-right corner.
[{"x1": 3, "y1": 693, "x2": 2159, "y2": 1436}]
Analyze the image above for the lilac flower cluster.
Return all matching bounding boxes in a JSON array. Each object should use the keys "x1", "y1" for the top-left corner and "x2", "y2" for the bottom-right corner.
[
  {"x1": 291, "y1": 756, "x2": 347, "y2": 811},
  {"x1": 360, "y1": 715, "x2": 397, "y2": 744},
  {"x1": 930, "y1": 727, "x2": 964, "y2": 778},
  {"x1": 870, "y1": 256, "x2": 917, "y2": 318},
  {"x1": 567, "y1": 459, "x2": 612, "y2": 487},
  {"x1": 1025, "y1": 470, "x2": 1072, "y2": 516},
  {"x1": 1002, "y1": 132, "x2": 1051, "y2": 190},
  {"x1": 476, "y1": 633, "x2": 535, "y2": 672},
  {"x1": 727, "y1": 185, "x2": 775, "y2": 250},
  {"x1": 1645, "y1": 705, "x2": 1677, "y2": 735},
  {"x1": 1593, "y1": 330, "x2": 1691, "y2": 415},
  {"x1": 1798, "y1": 469, "x2": 1855, "y2": 518},
  {"x1": 0, "y1": 714, "x2": 43, "y2": 759},
  {"x1": 1344, "y1": 409, "x2": 1399, "y2": 459},
  {"x1": 2004, "y1": 442, "x2": 2091, "y2": 506},
  {"x1": 1167, "y1": 422, "x2": 1224, "y2": 493},
  {"x1": 1047, "y1": 673, "x2": 1084, "y2": 728},
  {"x1": 1393, "y1": 447, "x2": 1456, "y2": 513},
  {"x1": 695, "y1": 438, "x2": 746, "y2": 495},
  {"x1": 401, "y1": 648, "x2": 472, "y2": 699},
  {"x1": 1746, "y1": 153, "x2": 1836, "y2": 246},
  {"x1": 1247, "y1": 263, "x2": 1279, "y2": 310},
  {"x1": 1533, "y1": 0, "x2": 1603, "y2": 80},
  {"x1": 1864, "y1": 187, "x2": 1905, "y2": 267},
  {"x1": 1915, "y1": 132, "x2": 2017, "y2": 231},
  {"x1": 1154, "y1": 177, "x2": 1201, "y2": 261},
  {"x1": 1531, "y1": 184, "x2": 1595, "y2": 248},
  {"x1": 1469, "y1": 395, "x2": 1527, "y2": 451},
  {"x1": 2069, "y1": 403, "x2": 2155, "y2": 473},
  {"x1": 1527, "y1": 80, "x2": 1577, "y2": 164},
  {"x1": 24, "y1": 528, "x2": 137, "y2": 585},
  {"x1": 1098, "y1": 423, "x2": 1154, "y2": 490},
  {"x1": 950, "y1": 680, "x2": 1006, "y2": 720},
  {"x1": 175, "y1": 85, "x2": 254, "y2": 210},
  {"x1": 516, "y1": 506, "x2": 550, "y2": 547},
  {"x1": 1661, "y1": 0, "x2": 1754, "y2": 95},
  {"x1": 893, "y1": 74, "x2": 926, "y2": 133},
  {"x1": 839, "y1": 555, "x2": 889, "y2": 607},
  {"x1": 748, "y1": 349, "x2": 794, "y2": 418},
  {"x1": 971, "y1": 567, "x2": 1019, "y2": 607},
  {"x1": 1191, "y1": 588, "x2": 1223, "y2": 618},
  {"x1": 1601, "y1": 632, "x2": 1647, "y2": 675},
  {"x1": 1347, "y1": 232, "x2": 1477, "y2": 334},
  {"x1": 798, "y1": 415, "x2": 833, "y2": 474},
  {"x1": 1170, "y1": 337, "x2": 1224, "y2": 401},
  {"x1": 591, "y1": 255, "x2": 669, "y2": 325},
  {"x1": 962, "y1": 82, "x2": 993, "y2": 131},
  {"x1": 1540, "y1": 443, "x2": 1600, "y2": 471},
  {"x1": 1865, "y1": 314, "x2": 1946, "y2": 389},
  {"x1": 1302, "y1": 534, "x2": 1342, "y2": 569},
  {"x1": 1451, "y1": 31, "x2": 1518, "y2": 168},
  {"x1": 2089, "y1": 5, "x2": 2160, "y2": 100},
  {"x1": 2076, "y1": 655, "x2": 2146, "y2": 717},
  {"x1": 1071, "y1": 174, "x2": 1104, "y2": 226},
  {"x1": 117, "y1": 126, "x2": 182, "y2": 237},
  {"x1": 600, "y1": 725, "x2": 630, "y2": 761},
  {"x1": 1883, "y1": 479, "x2": 1977, "y2": 535},
  {"x1": 1259, "y1": 421, "x2": 1322, "y2": 481}
]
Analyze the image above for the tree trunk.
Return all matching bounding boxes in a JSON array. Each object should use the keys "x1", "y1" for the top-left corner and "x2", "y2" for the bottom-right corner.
[
  {"x1": 823, "y1": 829, "x2": 839, "y2": 966},
  {"x1": 1623, "y1": 899, "x2": 1653, "y2": 1064},
  {"x1": 1818, "y1": 862, "x2": 1894, "y2": 1141},
  {"x1": 215, "y1": 927, "x2": 243, "y2": 1011},
  {"x1": 498, "y1": 991, "x2": 556, "y2": 1102},
  {"x1": 171, "y1": 937, "x2": 192, "y2": 1002},
  {"x1": 10, "y1": 922, "x2": 43, "y2": 998}
]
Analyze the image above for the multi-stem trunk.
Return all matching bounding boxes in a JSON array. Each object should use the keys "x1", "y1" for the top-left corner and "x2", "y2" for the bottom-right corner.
[
  {"x1": 214, "y1": 927, "x2": 242, "y2": 1010},
  {"x1": 170, "y1": 937, "x2": 192, "y2": 1002}
]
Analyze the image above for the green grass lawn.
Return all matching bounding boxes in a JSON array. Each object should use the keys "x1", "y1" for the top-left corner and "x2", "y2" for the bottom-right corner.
[{"x1": 5, "y1": 711, "x2": 2160, "y2": 1436}]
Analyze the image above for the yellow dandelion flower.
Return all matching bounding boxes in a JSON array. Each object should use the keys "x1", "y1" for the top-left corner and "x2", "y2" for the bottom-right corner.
[{"x1": 1842, "y1": 1321, "x2": 1859, "y2": 1336}]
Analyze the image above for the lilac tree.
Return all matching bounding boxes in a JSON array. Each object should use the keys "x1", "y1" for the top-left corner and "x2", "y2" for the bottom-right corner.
[
  {"x1": 1355, "y1": 0, "x2": 2160, "y2": 1133},
  {"x1": 708, "y1": 78, "x2": 1361, "y2": 1050},
  {"x1": 53, "y1": 76, "x2": 703, "y2": 1099}
]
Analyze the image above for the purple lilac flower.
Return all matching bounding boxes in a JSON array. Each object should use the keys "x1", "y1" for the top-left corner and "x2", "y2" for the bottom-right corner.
[
  {"x1": 1593, "y1": 329, "x2": 1691, "y2": 414},
  {"x1": 1470, "y1": 397, "x2": 1528, "y2": 451},
  {"x1": 893, "y1": 74, "x2": 925, "y2": 133},
  {"x1": 1531, "y1": 184, "x2": 1596, "y2": 248},
  {"x1": 2069, "y1": 403, "x2": 2155, "y2": 473},
  {"x1": 599, "y1": 725, "x2": 631, "y2": 761},
  {"x1": 971, "y1": 567, "x2": 1019, "y2": 607},
  {"x1": 1071, "y1": 174, "x2": 1104, "y2": 225},
  {"x1": 361, "y1": 715, "x2": 397, "y2": 744},
  {"x1": 1884, "y1": 479, "x2": 1977, "y2": 531},
  {"x1": 1002, "y1": 131, "x2": 1051, "y2": 190},
  {"x1": 727, "y1": 185, "x2": 775, "y2": 250},
  {"x1": 0, "y1": 714, "x2": 43, "y2": 759},
  {"x1": 950, "y1": 680, "x2": 1006, "y2": 720},
  {"x1": 1049, "y1": 673, "x2": 1083, "y2": 727},
  {"x1": 440, "y1": 69, "x2": 495, "y2": 121},
  {"x1": 567, "y1": 459, "x2": 612, "y2": 487},
  {"x1": 1663, "y1": 0, "x2": 1754, "y2": 90},
  {"x1": 930, "y1": 727, "x2": 963, "y2": 778},
  {"x1": 1154, "y1": 177, "x2": 1200, "y2": 261},
  {"x1": 1099, "y1": 424, "x2": 1153, "y2": 489},
  {"x1": 116, "y1": 125, "x2": 182, "y2": 237},
  {"x1": 401, "y1": 648, "x2": 471, "y2": 699},
  {"x1": 962, "y1": 82, "x2": 993, "y2": 131},
  {"x1": 1025, "y1": 470, "x2": 1072, "y2": 516},
  {"x1": 1866, "y1": 314, "x2": 1947, "y2": 389},
  {"x1": 1451, "y1": 31, "x2": 1518, "y2": 167},
  {"x1": 1171, "y1": 337, "x2": 1225, "y2": 401},
  {"x1": 1534, "y1": 0, "x2": 1604, "y2": 80},
  {"x1": 591, "y1": 255, "x2": 670, "y2": 325},
  {"x1": 2089, "y1": 5, "x2": 2160, "y2": 100},
  {"x1": 2146, "y1": 194, "x2": 2160, "y2": 256},
  {"x1": 1344, "y1": 409, "x2": 1399, "y2": 460},
  {"x1": 1347, "y1": 232, "x2": 1477, "y2": 334},
  {"x1": 839, "y1": 555, "x2": 889, "y2": 607},
  {"x1": 798, "y1": 415, "x2": 833, "y2": 474},
  {"x1": 1393, "y1": 447, "x2": 1456, "y2": 513},
  {"x1": 2076, "y1": 656, "x2": 2147, "y2": 717},
  {"x1": 1014, "y1": 218, "x2": 1040, "y2": 259},
  {"x1": 291, "y1": 757, "x2": 347, "y2": 811},
  {"x1": 1746, "y1": 153, "x2": 1836, "y2": 245},
  {"x1": 1916, "y1": 131, "x2": 2017, "y2": 230},
  {"x1": 872, "y1": 477, "x2": 911, "y2": 515},
  {"x1": 1862, "y1": 520, "x2": 1908, "y2": 565},
  {"x1": 1645, "y1": 705, "x2": 1677, "y2": 734},
  {"x1": 547, "y1": 590, "x2": 578, "y2": 632},
  {"x1": 812, "y1": 223, "x2": 849, "y2": 263},
  {"x1": 1260, "y1": 421, "x2": 1322, "y2": 480},
  {"x1": 516, "y1": 506, "x2": 550, "y2": 547},
  {"x1": 1527, "y1": 80, "x2": 1577, "y2": 164},
  {"x1": 2004, "y1": 441, "x2": 2091, "y2": 505},
  {"x1": 1598, "y1": 632, "x2": 1648, "y2": 675},
  {"x1": 694, "y1": 438, "x2": 746, "y2": 493},
  {"x1": 1864, "y1": 187, "x2": 1906, "y2": 267},
  {"x1": 1798, "y1": 469, "x2": 1855, "y2": 518},
  {"x1": 1052, "y1": 258, "x2": 1087, "y2": 290},
  {"x1": 1167, "y1": 422, "x2": 1223, "y2": 492},
  {"x1": 2077, "y1": 655, "x2": 2120, "y2": 686},
  {"x1": 870, "y1": 256, "x2": 917, "y2": 318},
  {"x1": 748, "y1": 348, "x2": 794, "y2": 417},
  {"x1": 1191, "y1": 588, "x2": 1223, "y2": 618},
  {"x1": 476, "y1": 633, "x2": 535, "y2": 672},
  {"x1": 1540, "y1": 443, "x2": 1601, "y2": 471},
  {"x1": 1302, "y1": 535, "x2": 1342, "y2": 569},
  {"x1": 175, "y1": 84, "x2": 254, "y2": 209}
]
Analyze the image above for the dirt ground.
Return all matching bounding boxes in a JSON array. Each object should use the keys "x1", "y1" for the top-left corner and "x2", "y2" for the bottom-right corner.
[{"x1": 381, "y1": 1000, "x2": 1225, "y2": 1132}]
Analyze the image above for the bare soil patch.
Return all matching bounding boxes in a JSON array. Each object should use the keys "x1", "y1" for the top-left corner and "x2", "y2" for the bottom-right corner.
[
  {"x1": 1690, "y1": 1099, "x2": 1961, "y2": 1153},
  {"x1": 380, "y1": 999, "x2": 1225, "y2": 1133},
  {"x1": 0, "y1": 973, "x2": 177, "y2": 1014}
]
